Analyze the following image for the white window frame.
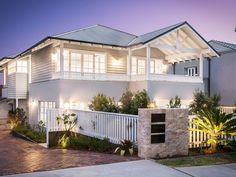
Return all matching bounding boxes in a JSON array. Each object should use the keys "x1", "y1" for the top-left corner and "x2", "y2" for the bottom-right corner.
[
  {"x1": 38, "y1": 101, "x2": 56, "y2": 123},
  {"x1": 186, "y1": 67, "x2": 198, "y2": 77},
  {"x1": 16, "y1": 60, "x2": 28, "y2": 73},
  {"x1": 131, "y1": 56, "x2": 146, "y2": 75},
  {"x1": 150, "y1": 59, "x2": 163, "y2": 74}
]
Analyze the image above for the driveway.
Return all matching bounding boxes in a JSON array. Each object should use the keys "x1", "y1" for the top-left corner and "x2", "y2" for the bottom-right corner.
[
  {"x1": 0, "y1": 127, "x2": 138, "y2": 176},
  {"x1": 1, "y1": 160, "x2": 191, "y2": 177},
  {"x1": 177, "y1": 163, "x2": 236, "y2": 177}
]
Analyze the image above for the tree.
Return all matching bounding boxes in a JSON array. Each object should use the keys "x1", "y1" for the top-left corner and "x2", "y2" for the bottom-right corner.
[
  {"x1": 189, "y1": 109, "x2": 236, "y2": 153},
  {"x1": 189, "y1": 90, "x2": 221, "y2": 115},
  {"x1": 119, "y1": 89, "x2": 133, "y2": 114}
]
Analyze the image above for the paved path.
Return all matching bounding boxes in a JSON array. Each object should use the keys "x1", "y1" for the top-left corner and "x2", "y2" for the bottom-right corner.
[
  {"x1": 0, "y1": 128, "x2": 138, "y2": 176},
  {"x1": 177, "y1": 163, "x2": 236, "y2": 177},
  {"x1": 1, "y1": 160, "x2": 191, "y2": 177}
]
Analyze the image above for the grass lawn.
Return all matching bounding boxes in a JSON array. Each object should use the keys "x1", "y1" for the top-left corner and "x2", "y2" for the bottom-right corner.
[{"x1": 157, "y1": 152, "x2": 236, "y2": 167}]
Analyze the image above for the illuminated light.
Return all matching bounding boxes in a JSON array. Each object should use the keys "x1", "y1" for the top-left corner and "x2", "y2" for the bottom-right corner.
[
  {"x1": 112, "y1": 58, "x2": 121, "y2": 66},
  {"x1": 29, "y1": 100, "x2": 36, "y2": 107},
  {"x1": 64, "y1": 102, "x2": 70, "y2": 109},
  {"x1": 148, "y1": 102, "x2": 156, "y2": 108},
  {"x1": 117, "y1": 102, "x2": 122, "y2": 106}
]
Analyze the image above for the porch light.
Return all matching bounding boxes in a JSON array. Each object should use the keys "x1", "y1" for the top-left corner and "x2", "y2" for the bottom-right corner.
[
  {"x1": 112, "y1": 57, "x2": 121, "y2": 66},
  {"x1": 64, "y1": 102, "x2": 70, "y2": 109},
  {"x1": 29, "y1": 100, "x2": 36, "y2": 107}
]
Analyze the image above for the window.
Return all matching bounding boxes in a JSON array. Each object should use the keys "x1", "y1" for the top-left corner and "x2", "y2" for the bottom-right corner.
[
  {"x1": 95, "y1": 53, "x2": 105, "y2": 73},
  {"x1": 83, "y1": 54, "x2": 94, "y2": 73},
  {"x1": 8, "y1": 61, "x2": 16, "y2": 75},
  {"x1": 71, "y1": 53, "x2": 81, "y2": 72},
  {"x1": 186, "y1": 67, "x2": 198, "y2": 77},
  {"x1": 63, "y1": 50, "x2": 70, "y2": 71},
  {"x1": 17, "y1": 60, "x2": 28, "y2": 73},
  {"x1": 39, "y1": 101, "x2": 56, "y2": 123},
  {"x1": 137, "y1": 59, "x2": 145, "y2": 74},
  {"x1": 52, "y1": 48, "x2": 60, "y2": 72},
  {"x1": 131, "y1": 57, "x2": 137, "y2": 75},
  {"x1": 150, "y1": 59, "x2": 163, "y2": 74}
]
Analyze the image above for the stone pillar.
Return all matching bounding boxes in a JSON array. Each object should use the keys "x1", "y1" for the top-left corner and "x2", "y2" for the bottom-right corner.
[{"x1": 138, "y1": 108, "x2": 189, "y2": 159}]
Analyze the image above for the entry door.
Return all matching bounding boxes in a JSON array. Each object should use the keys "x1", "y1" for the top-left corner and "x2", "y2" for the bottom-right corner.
[{"x1": 38, "y1": 101, "x2": 56, "y2": 123}]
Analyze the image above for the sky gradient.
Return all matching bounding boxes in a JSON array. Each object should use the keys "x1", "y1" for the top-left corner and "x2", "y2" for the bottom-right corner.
[{"x1": 0, "y1": 0, "x2": 236, "y2": 58}]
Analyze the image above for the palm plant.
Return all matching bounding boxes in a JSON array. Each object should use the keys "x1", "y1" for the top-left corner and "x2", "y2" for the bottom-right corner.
[{"x1": 189, "y1": 109, "x2": 236, "y2": 153}]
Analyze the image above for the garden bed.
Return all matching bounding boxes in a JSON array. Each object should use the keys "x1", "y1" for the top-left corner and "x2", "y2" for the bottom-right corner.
[
  {"x1": 157, "y1": 152, "x2": 236, "y2": 167},
  {"x1": 12, "y1": 125, "x2": 46, "y2": 143}
]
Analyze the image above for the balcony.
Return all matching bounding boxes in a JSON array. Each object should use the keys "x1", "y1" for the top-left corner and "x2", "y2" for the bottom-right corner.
[{"x1": 52, "y1": 71, "x2": 202, "y2": 83}]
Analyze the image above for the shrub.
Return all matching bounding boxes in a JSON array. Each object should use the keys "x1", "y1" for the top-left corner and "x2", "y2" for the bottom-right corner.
[
  {"x1": 61, "y1": 135, "x2": 114, "y2": 152},
  {"x1": 7, "y1": 108, "x2": 27, "y2": 129},
  {"x1": 130, "y1": 89, "x2": 150, "y2": 115},
  {"x1": 89, "y1": 93, "x2": 120, "y2": 113},
  {"x1": 119, "y1": 89, "x2": 133, "y2": 114},
  {"x1": 12, "y1": 124, "x2": 46, "y2": 143},
  {"x1": 189, "y1": 109, "x2": 236, "y2": 153},
  {"x1": 114, "y1": 140, "x2": 134, "y2": 156},
  {"x1": 189, "y1": 90, "x2": 221, "y2": 115},
  {"x1": 168, "y1": 96, "x2": 181, "y2": 108}
]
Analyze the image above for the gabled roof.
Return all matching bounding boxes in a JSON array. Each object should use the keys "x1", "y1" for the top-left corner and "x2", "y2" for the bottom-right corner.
[
  {"x1": 128, "y1": 22, "x2": 186, "y2": 46},
  {"x1": 209, "y1": 40, "x2": 236, "y2": 53},
  {"x1": 53, "y1": 24, "x2": 137, "y2": 47}
]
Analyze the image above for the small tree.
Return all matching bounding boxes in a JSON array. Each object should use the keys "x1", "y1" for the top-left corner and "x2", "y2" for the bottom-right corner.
[
  {"x1": 130, "y1": 89, "x2": 150, "y2": 115},
  {"x1": 119, "y1": 89, "x2": 133, "y2": 114},
  {"x1": 189, "y1": 90, "x2": 221, "y2": 115},
  {"x1": 7, "y1": 108, "x2": 27, "y2": 128},
  {"x1": 168, "y1": 96, "x2": 181, "y2": 108},
  {"x1": 89, "y1": 93, "x2": 119, "y2": 113}
]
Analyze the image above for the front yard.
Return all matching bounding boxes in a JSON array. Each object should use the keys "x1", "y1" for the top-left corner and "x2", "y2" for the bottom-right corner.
[{"x1": 157, "y1": 152, "x2": 236, "y2": 167}]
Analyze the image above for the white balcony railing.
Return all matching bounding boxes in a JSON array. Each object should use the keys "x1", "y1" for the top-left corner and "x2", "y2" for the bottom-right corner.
[{"x1": 52, "y1": 72, "x2": 203, "y2": 83}]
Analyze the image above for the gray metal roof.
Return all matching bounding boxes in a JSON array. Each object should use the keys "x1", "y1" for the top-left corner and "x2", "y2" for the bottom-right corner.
[
  {"x1": 209, "y1": 40, "x2": 236, "y2": 53},
  {"x1": 128, "y1": 22, "x2": 186, "y2": 46},
  {"x1": 53, "y1": 24, "x2": 137, "y2": 47}
]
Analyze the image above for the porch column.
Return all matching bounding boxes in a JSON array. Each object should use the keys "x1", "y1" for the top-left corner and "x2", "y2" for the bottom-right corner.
[
  {"x1": 127, "y1": 49, "x2": 132, "y2": 78},
  {"x1": 199, "y1": 53, "x2": 203, "y2": 78},
  {"x1": 59, "y1": 42, "x2": 64, "y2": 77},
  {"x1": 146, "y1": 45, "x2": 151, "y2": 80},
  {"x1": 16, "y1": 98, "x2": 18, "y2": 109}
]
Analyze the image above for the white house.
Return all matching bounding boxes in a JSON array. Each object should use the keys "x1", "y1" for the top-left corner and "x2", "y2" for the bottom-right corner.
[{"x1": 0, "y1": 21, "x2": 219, "y2": 124}]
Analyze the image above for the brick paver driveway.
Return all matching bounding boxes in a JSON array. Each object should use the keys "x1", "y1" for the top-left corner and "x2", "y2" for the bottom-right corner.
[{"x1": 0, "y1": 127, "x2": 139, "y2": 176}]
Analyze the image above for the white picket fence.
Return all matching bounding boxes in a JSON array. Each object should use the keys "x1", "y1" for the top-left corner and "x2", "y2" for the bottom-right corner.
[
  {"x1": 46, "y1": 109, "x2": 138, "y2": 144},
  {"x1": 189, "y1": 115, "x2": 236, "y2": 148},
  {"x1": 46, "y1": 108, "x2": 235, "y2": 149},
  {"x1": 220, "y1": 106, "x2": 236, "y2": 114}
]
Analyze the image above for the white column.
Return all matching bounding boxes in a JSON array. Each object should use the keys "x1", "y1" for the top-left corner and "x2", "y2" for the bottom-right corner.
[
  {"x1": 16, "y1": 98, "x2": 18, "y2": 109},
  {"x1": 146, "y1": 45, "x2": 151, "y2": 80},
  {"x1": 199, "y1": 53, "x2": 203, "y2": 79},
  {"x1": 127, "y1": 49, "x2": 132, "y2": 78},
  {"x1": 60, "y1": 42, "x2": 64, "y2": 77}
]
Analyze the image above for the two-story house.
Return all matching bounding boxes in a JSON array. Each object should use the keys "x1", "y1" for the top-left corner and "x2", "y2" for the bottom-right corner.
[
  {"x1": 0, "y1": 21, "x2": 218, "y2": 124},
  {"x1": 175, "y1": 40, "x2": 236, "y2": 106}
]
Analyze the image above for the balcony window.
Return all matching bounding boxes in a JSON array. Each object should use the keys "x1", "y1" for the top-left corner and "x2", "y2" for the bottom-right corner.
[
  {"x1": 137, "y1": 59, "x2": 145, "y2": 74},
  {"x1": 8, "y1": 61, "x2": 16, "y2": 75},
  {"x1": 95, "y1": 53, "x2": 105, "y2": 73},
  {"x1": 186, "y1": 67, "x2": 198, "y2": 77},
  {"x1": 83, "y1": 54, "x2": 94, "y2": 73},
  {"x1": 131, "y1": 57, "x2": 146, "y2": 75},
  {"x1": 71, "y1": 53, "x2": 81, "y2": 72},
  {"x1": 63, "y1": 50, "x2": 70, "y2": 72},
  {"x1": 17, "y1": 60, "x2": 28, "y2": 73},
  {"x1": 150, "y1": 59, "x2": 163, "y2": 74}
]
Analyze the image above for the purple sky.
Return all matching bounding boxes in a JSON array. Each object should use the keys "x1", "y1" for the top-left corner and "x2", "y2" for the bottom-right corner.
[{"x1": 0, "y1": 0, "x2": 236, "y2": 58}]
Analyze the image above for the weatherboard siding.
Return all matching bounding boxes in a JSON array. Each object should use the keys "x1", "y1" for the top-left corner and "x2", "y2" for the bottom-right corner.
[
  {"x1": 31, "y1": 45, "x2": 53, "y2": 83},
  {"x1": 7, "y1": 73, "x2": 28, "y2": 98}
]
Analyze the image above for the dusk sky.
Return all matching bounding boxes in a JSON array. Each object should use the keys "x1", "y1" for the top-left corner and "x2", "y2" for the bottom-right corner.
[{"x1": 0, "y1": 0, "x2": 236, "y2": 58}]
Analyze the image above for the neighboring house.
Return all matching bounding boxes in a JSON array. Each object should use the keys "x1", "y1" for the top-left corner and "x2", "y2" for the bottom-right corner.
[
  {"x1": 0, "y1": 21, "x2": 218, "y2": 124},
  {"x1": 175, "y1": 40, "x2": 236, "y2": 106}
]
